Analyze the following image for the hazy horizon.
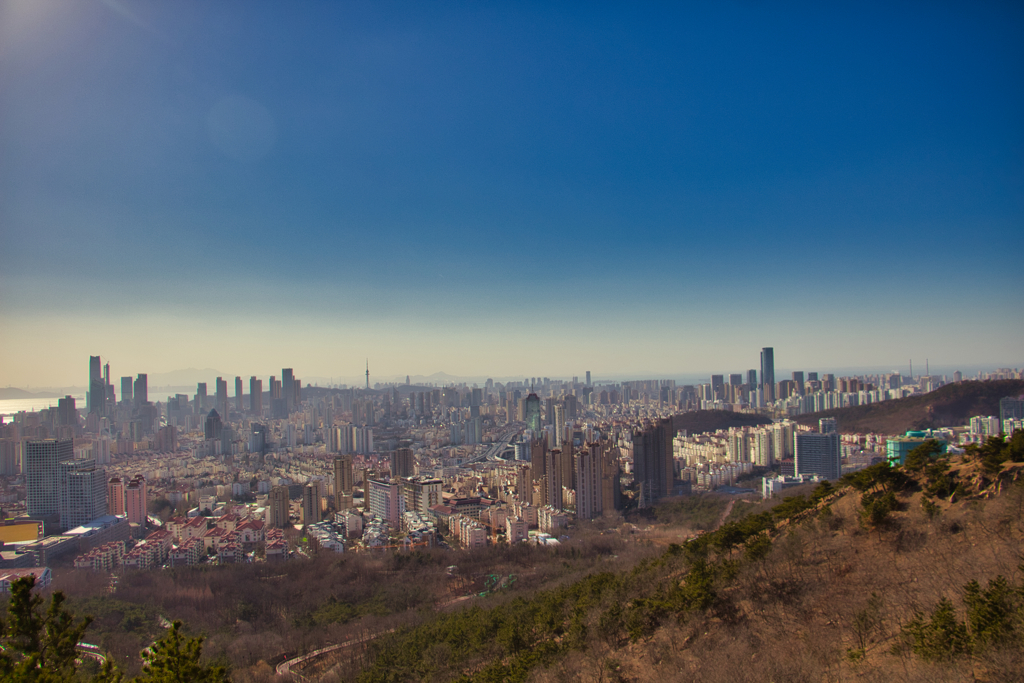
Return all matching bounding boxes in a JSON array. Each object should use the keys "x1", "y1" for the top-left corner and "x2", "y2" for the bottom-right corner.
[{"x1": 2, "y1": 1, "x2": 1022, "y2": 387}]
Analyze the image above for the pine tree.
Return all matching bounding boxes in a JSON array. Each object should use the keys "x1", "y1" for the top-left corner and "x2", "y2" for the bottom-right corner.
[
  {"x1": 135, "y1": 621, "x2": 229, "y2": 683},
  {"x1": 0, "y1": 575, "x2": 93, "y2": 683}
]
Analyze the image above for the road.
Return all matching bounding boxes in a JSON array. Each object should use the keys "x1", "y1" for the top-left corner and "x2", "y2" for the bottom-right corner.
[
  {"x1": 465, "y1": 425, "x2": 522, "y2": 464},
  {"x1": 276, "y1": 630, "x2": 391, "y2": 680}
]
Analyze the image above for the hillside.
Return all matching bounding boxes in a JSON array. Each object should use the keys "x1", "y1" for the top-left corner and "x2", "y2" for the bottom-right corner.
[
  {"x1": 344, "y1": 446, "x2": 1024, "y2": 683},
  {"x1": 795, "y1": 378, "x2": 1024, "y2": 434},
  {"x1": 672, "y1": 409, "x2": 772, "y2": 435}
]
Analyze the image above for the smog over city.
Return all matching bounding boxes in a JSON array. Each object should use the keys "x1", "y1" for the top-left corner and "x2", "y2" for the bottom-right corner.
[{"x1": 0, "y1": 2, "x2": 1022, "y2": 682}]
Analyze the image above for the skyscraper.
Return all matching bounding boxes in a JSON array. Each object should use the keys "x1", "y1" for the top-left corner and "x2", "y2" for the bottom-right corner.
[
  {"x1": 760, "y1": 348, "x2": 775, "y2": 401},
  {"x1": 235, "y1": 376, "x2": 244, "y2": 412},
  {"x1": 249, "y1": 376, "x2": 262, "y2": 414},
  {"x1": 59, "y1": 459, "x2": 107, "y2": 530},
  {"x1": 26, "y1": 439, "x2": 74, "y2": 520},
  {"x1": 576, "y1": 443, "x2": 603, "y2": 520},
  {"x1": 133, "y1": 374, "x2": 148, "y2": 407},
  {"x1": 585, "y1": 371, "x2": 591, "y2": 386},
  {"x1": 282, "y1": 368, "x2": 295, "y2": 412},
  {"x1": 88, "y1": 356, "x2": 105, "y2": 416},
  {"x1": 121, "y1": 377, "x2": 133, "y2": 405},
  {"x1": 524, "y1": 393, "x2": 542, "y2": 433},
  {"x1": 216, "y1": 377, "x2": 229, "y2": 420},
  {"x1": 792, "y1": 371, "x2": 805, "y2": 396},
  {"x1": 632, "y1": 419, "x2": 674, "y2": 508},
  {"x1": 196, "y1": 382, "x2": 208, "y2": 414}
]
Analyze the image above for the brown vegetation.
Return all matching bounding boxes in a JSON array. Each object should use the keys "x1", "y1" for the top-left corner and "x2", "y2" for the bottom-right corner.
[{"x1": 795, "y1": 379, "x2": 1024, "y2": 434}]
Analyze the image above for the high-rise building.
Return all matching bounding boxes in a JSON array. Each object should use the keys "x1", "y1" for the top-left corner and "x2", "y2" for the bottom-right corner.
[
  {"x1": 576, "y1": 443, "x2": 603, "y2": 520},
  {"x1": 57, "y1": 396, "x2": 77, "y2": 427},
  {"x1": 235, "y1": 377, "x2": 244, "y2": 412},
  {"x1": 216, "y1": 377, "x2": 229, "y2": 421},
  {"x1": 368, "y1": 479, "x2": 403, "y2": 523},
  {"x1": 121, "y1": 377, "x2": 133, "y2": 405},
  {"x1": 632, "y1": 419, "x2": 674, "y2": 508},
  {"x1": 268, "y1": 486, "x2": 290, "y2": 528},
  {"x1": 524, "y1": 393, "x2": 542, "y2": 433},
  {"x1": 58, "y1": 459, "x2": 106, "y2": 531},
  {"x1": 195, "y1": 382, "x2": 208, "y2": 414},
  {"x1": 760, "y1": 348, "x2": 775, "y2": 401},
  {"x1": 282, "y1": 368, "x2": 295, "y2": 413},
  {"x1": 133, "y1": 374, "x2": 148, "y2": 408},
  {"x1": 794, "y1": 419, "x2": 841, "y2": 480},
  {"x1": 747, "y1": 369, "x2": 757, "y2": 387},
  {"x1": 125, "y1": 475, "x2": 147, "y2": 525},
  {"x1": 301, "y1": 484, "x2": 321, "y2": 525},
  {"x1": 544, "y1": 448, "x2": 563, "y2": 509},
  {"x1": 88, "y1": 356, "x2": 105, "y2": 416},
  {"x1": 108, "y1": 477, "x2": 125, "y2": 516},
  {"x1": 391, "y1": 448, "x2": 415, "y2": 478},
  {"x1": 585, "y1": 371, "x2": 592, "y2": 386},
  {"x1": 711, "y1": 375, "x2": 725, "y2": 401},
  {"x1": 204, "y1": 410, "x2": 223, "y2": 441},
  {"x1": 333, "y1": 455, "x2": 354, "y2": 498},
  {"x1": 402, "y1": 477, "x2": 442, "y2": 514},
  {"x1": 26, "y1": 439, "x2": 74, "y2": 519},
  {"x1": 249, "y1": 377, "x2": 262, "y2": 414}
]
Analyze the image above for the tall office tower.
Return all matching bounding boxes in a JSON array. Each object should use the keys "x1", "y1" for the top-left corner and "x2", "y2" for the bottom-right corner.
[
  {"x1": 125, "y1": 474, "x2": 147, "y2": 524},
  {"x1": 544, "y1": 448, "x2": 564, "y2": 510},
  {"x1": 760, "y1": 348, "x2": 775, "y2": 401},
  {"x1": 585, "y1": 371, "x2": 591, "y2": 386},
  {"x1": 282, "y1": 368, "x2": 295, "y2": 412},
  {"x1": 576, "y1": 443, "x2": 603, "y2": 520},
  {"x1": 268, "y1": 486, "x2": 290, "y2": 528},
  {"x1": 729, "y1": 374, "x2": 743, "y2": 387},
  {"x1": 121, "y1": 377, "x2": 133, "y2": 405},
  {"x1": 632, "y1": 418, "x2": 674, "y2": 508},
  {"x1": 795, "y1": 423, "x2": 841, "y2": 480},
  {"x1": 250, "y1": 377, "x2": 262, "y2": 414},
  {"x1": 747, "y1": 369, "x2": 757, "y2": 387},
  {"x1": 334, "y1": 455, "x2": 354, "y2": 498},
  {"x1": 564, "y1": 393, "x2": 579, "y2": 420},
  {"x1": 57, "y1": 396, "x2": 77, "y2": 427},
  {"x1": 301, "y1": 484, "x2": 321, "y2": 525},
  {"x1": 204, "y1": 410, "x2": 223, "y2": 441},
  {"x1": 807, "y1": 372, "x2": 819, "y2": 382},
  {"x1": 293, "y1": 377, "x2": 302, "y2": 406},
  {"x1": 270, "y1": 377, "x2": 280, "y2": 399},
  {"x1": 133, "y1": 374, "x2": 148, "y2": 407},
  {"x1": 107, "y1": 476, "x2": 125, "y2": 516},
  {"x1": 58, "y1": 459, "x2": 106, "y2": 531},
  {"x1": 391, "y1": 448, "x2": 415, "y2": 478},
  {"x1": 103, "y1": 362, "x2": 111, "y2": 403},
  {"x1": 26, "y1": 439, "x2": 74, "y2": 519},
  {"x1": 195, "y1": 383, "x2": 208, "y2": 414},
  {"x1": 88, "y1": 356, "x2": 102, "y2": 415},
  {"x1": 216, "y1": 377, "x2": 229, "y2": 420},
  {"x1": 792, "y1": 371, "x2": 805, "y2": 395},
  {"x1": 235, "y1": 377, "x2": 244, "y2": 412},
  {"x1": 710, "y1": 375, "x2": 725, "y2": 401},
  {"x1": 524, "y1": 393, "x2": 542, "y2": 433}
]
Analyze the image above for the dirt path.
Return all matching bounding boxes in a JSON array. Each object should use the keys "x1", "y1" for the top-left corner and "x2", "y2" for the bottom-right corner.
[{"x1": 714, "y1": 499, "x2": 736, "y2": 530}]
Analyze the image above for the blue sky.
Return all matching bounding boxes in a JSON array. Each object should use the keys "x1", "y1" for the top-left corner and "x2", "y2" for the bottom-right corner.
[{"x1": 1, "y1": 0, "x2": 1022, "y2": 386}]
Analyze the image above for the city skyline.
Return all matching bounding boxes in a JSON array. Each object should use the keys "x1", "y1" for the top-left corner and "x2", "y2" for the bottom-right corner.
[{"x1": 2, "y1": 2, "x2": 1022, "y2": 387}]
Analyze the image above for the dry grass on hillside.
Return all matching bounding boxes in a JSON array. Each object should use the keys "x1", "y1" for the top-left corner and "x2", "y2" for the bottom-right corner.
[{"x1": 530, "y1": 461, "x2": 1024, "y2": 683}]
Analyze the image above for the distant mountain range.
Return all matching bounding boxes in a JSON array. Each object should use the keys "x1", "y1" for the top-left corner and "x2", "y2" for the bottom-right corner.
[{"x1": 0, "y1": 387, "x2": 65, "y2": 400}]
